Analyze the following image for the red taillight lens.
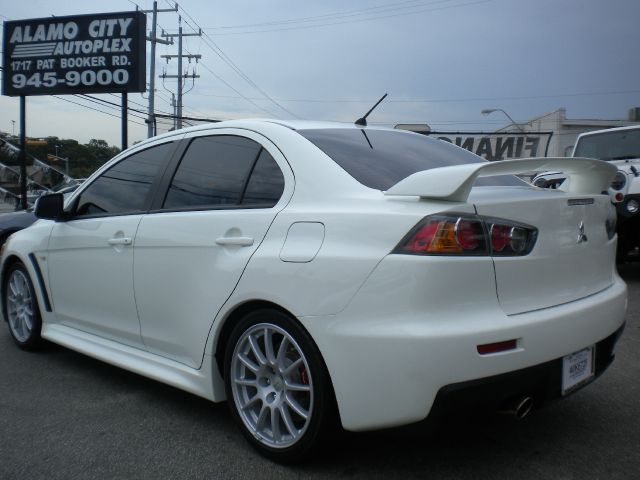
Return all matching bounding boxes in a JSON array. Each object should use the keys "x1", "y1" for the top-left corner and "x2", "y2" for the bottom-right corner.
[
  {"x1": 455, "y1": 218, "x2": 482, "y2": 250},
  {"x1": 490, "y1": 224, "x2": 511, "y2": 252},
  {"x1": 395, "y1": 214, "x2": 487, "y2": 255},
  {"x1": 395, "y1": 214, "x2": 537, "y2": 257}
]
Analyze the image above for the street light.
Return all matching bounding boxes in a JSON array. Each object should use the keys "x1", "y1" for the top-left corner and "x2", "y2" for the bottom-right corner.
[
  {"x1": 53, "y1": 145, "x2": 69, "y2": 176},
  {"x1": 481, "y1": 108, "x2": 525, "y2": 133},
  {"x1": 11, "y1": 120, "x2": 16, "y2": 136}
]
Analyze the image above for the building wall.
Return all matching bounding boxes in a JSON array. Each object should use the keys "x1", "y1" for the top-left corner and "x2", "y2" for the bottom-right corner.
[{"x1": 499, "y1": 108, "x2": 639, "y2": 157}]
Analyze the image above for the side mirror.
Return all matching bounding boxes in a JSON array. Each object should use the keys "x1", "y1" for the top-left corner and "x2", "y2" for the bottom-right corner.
[{"x1": 35, "y1": 193, "x2": 65, "y2": 220}]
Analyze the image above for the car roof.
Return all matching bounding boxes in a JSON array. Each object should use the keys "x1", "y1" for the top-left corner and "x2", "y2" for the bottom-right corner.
[
  {"x1": 144, "y1": 119, "x2": 408, "y2": 145},
  {"x1": 577, "y1": 124, "x2": 640, "y2": 139}
]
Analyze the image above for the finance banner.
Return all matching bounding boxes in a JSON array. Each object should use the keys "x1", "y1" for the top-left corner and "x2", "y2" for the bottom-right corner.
[
  {"x1": 428, "y1": 132, "x2": 553, "y2": 161},
  {"x1": 2, "y1": 11, "x2": 146, "y2": 96}
]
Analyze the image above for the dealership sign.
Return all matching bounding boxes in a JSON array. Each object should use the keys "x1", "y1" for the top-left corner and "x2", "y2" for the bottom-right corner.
[
  {"x1": 427, "y1": 132, "x2": 553, "y2": 161},
  {"x1": 2, "y1": 11, "x2": 146, "y2": 96}
]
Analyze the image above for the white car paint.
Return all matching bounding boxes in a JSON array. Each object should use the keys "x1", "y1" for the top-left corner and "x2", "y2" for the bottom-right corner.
[{"x1": 1, "y1": 119, "x2": 627, "y2": 436}]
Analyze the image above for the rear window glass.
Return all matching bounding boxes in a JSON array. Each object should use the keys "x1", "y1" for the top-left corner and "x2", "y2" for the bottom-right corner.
[{"x1": 298, "y1": 128, "x2": 523, "y2": 190}]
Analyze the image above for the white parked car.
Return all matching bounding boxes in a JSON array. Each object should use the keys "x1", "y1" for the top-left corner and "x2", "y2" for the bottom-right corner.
[{"x1": 1, "y1": 120, "x2": 627, "y2": 462}]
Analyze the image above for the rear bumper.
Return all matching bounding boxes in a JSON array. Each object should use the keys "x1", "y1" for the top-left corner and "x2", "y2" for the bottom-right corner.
[
  {"x1": 428, "y1": 323, "x2": 624, "y2": 419},
  {"x1": 300, "y1": 257, "x2": 627, "y2": 431}
]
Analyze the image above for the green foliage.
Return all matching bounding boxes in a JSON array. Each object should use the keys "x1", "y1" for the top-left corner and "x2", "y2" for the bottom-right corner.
[{"x1": 0, "y1": 133, "x2": 120, "y2": 179}]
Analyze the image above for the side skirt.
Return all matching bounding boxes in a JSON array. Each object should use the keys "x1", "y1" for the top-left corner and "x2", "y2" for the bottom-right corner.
[{"x1": 42, "y1": 323, "x2": 226, "y2": 402}]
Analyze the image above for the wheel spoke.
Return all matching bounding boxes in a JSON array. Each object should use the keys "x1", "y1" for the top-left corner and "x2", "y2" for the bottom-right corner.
[
  {"x1": 264, "y1": 328, "x2": 277, "y2": 365},
  {"x1": 276, "y1": 336, "x2": 289, "y2": 368},
  {"x1": 18, "y1": 316, "x2": 28, "y2": 338},
  {"x1": 271, "y1": 405, "x2": 281, "y2": 442},
  {"x1": 237, "y1": 353, "x2": 260, "y2": 373},
  {"x1": 279, "y1": 404, "x2": 299, "y2": 439},
  {"x1": 234, "y1": 377, "x2": 257, "y2": 387},
  {"x1": 9, "y1": 278, "x2": 19, "y2": 296},
  {"x1": 241, "y1": 393, "x2": 261, "y2": 411},
  {"x1": 284, "y1": 357, "x2": 303, "y2": 375},
  {"x1": 256, "y1": 404, "x2": 269, "y2": 430},
  {"x1": 248, "y1": 334, "x2": 268, "y2": 366},
  {"x1": 285, "y1": 393, "x2": 309, "y2": 420},
  {"x1": 285, "y1": 380, "x2": 311, "y2": 392},
  {"x1": 23, "y1": 315, "x2": 33, "y2": 332}
]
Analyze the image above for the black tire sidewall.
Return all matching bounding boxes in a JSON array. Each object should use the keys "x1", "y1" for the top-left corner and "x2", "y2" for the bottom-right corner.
[
  {"x1": 3, "y1": 262, "x2": 43, "y2": 350},
  {"x1": 223, "y1": 308, "x2": 336, "y2": 463}
]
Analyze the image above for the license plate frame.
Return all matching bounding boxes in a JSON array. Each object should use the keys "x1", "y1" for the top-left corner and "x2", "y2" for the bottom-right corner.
[{"x1": 561, "y1": 345, "x2": 595, "y2": 395}]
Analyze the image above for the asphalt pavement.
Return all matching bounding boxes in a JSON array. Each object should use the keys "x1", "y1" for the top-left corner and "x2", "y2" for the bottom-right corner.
[{"x1": 0, "y1": 267, "x2": 639, "y2": 479}]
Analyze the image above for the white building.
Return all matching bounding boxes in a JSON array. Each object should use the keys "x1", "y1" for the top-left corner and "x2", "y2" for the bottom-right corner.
[{"x1": 497, "y1": 108, "x2": 640, "y2": 157}]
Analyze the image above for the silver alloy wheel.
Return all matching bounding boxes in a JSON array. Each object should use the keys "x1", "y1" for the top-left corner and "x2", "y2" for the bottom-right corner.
[
  {"x1": 6, "y1": 269, "x2": 35, "y2": 343},
  {"x1": 230, "y1": 322, "x2": 314, "y2": 449}
]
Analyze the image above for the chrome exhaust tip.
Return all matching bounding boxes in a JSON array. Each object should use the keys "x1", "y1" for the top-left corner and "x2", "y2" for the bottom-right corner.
[{"x1": 500, "y1": 396, "x2": 534, "y2": 420}]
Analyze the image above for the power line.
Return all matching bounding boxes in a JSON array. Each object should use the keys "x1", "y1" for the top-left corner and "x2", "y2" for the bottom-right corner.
[
  {"x1": 51, "y1": 95, "x2": 147, "y2": 127},
  {"x1": 173, "y1": 1, "x2": 301, "y2": 119},
  {"x1": 205, "y1": 0, "x2": 459, "y2": 30},
  {"x1": 202, "y1": 0, "x2": 492, "y2": 35},
  {"x1": 193, "y1": 88, "x2": 640, "y2": 105},
  {"x1": 77, "y1": 94, "x2": 149, "y2": 121}
]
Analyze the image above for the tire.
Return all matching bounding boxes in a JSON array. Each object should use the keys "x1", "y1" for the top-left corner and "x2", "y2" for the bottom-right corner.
[
  {"x1": 224, "y1": 308, "x2": 337, "y2": 463},
  {"x1": 3, "y1": 262, "x2": 43, "y2": 350}
]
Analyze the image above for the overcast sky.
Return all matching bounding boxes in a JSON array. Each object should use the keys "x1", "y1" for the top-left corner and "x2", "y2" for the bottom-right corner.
[{"x1": 1, "y1": 0, "x2": 639, "y2": 147}]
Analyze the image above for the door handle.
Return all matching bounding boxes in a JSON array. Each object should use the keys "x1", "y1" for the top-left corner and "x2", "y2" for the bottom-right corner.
[
  {"x1": 215, "y1": 236, "x2": 254, "y2": 247},
  {"x1": 108, "y1": 237, "x2": 132, "y2": 246}
]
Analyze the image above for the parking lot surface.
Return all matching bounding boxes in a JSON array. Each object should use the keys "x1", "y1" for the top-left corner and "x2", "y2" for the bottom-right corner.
[{"x1": 1, "y1": 267, "x2": 639, "y2": 479}]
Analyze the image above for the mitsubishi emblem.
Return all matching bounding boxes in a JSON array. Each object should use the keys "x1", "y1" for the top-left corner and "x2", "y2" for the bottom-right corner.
[{"x1": 577, "y1": 222, "x2": 588, "y2": 244}]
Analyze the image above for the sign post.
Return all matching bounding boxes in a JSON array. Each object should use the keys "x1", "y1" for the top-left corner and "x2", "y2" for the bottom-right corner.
[{"x1": 19, "y1": 96, "x2": 26, "y2": 209}]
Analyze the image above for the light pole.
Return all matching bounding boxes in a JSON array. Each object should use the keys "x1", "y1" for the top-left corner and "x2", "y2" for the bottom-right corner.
[
  {"x1": 54, "y1": 145, "x2": 69, "y2": 176},
  {"x1": 11, "y1": 120, "x2": 15, "y2": 136},
  {"x1": 481, "y1": 108, "x2": 525, "y2": 133}
]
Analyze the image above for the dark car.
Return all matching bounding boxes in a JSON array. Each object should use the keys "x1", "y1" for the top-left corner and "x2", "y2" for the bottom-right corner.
[{"x1": 0, "y1": 184, "x2": 80, "y2": 246}]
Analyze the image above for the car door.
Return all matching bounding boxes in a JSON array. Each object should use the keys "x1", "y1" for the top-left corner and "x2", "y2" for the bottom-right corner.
[
  {"x1": 134, "y1": 129, "x2": 293, "y2": 367},
  {"x1": 46, "y1": 141, "x2": 178, "y2": 348}
]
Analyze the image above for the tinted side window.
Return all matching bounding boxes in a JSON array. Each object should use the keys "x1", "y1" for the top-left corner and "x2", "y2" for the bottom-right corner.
[
  {"x1": 241, "y1": 149, "x2": 285, "y2": 207},
  {"x1": 163, "y1": 135, "x2": 262, "y2": 209},
  {"x1": 76, "y1": 142, "x2": 173, "y2": 216}
]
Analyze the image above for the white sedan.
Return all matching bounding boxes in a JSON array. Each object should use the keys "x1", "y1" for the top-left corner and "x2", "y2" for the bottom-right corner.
[{"x1": 1, "y1": 120, "x2": 627, "y2": 462}]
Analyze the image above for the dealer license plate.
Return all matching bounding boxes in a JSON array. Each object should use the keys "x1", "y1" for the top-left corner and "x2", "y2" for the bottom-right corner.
[{"x1": 561, "y1": 346, "x2": 595, "y2": 395}]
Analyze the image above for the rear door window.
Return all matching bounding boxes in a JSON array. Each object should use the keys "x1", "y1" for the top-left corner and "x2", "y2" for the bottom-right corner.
[{"x1": 163, "y1": 135, "x2": 285, "y2": 210}]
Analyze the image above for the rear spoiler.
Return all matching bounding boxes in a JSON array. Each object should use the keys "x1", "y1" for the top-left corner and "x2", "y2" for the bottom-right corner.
[{"x1": 384, "y1": 157, "x2": 617, "y2": 203}]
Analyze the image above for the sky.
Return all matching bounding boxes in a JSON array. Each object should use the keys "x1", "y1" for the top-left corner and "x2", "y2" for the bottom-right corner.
[{"x1": 1, "y1": 0, "x2": 639, "y2": 147}]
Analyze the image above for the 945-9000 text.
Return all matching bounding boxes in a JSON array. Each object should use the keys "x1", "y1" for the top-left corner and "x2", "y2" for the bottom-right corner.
[{"x1": 12, "y1": 69, "x2": 129, "y2": 89}]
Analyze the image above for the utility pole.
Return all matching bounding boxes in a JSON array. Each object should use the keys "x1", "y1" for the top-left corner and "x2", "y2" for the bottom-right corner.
[
  {"x1": 161, "y1": 17, "x2": 201, "y2": 130},
  {"x1": 140, "y1": 1, "x2": 177, "y2": 138}
]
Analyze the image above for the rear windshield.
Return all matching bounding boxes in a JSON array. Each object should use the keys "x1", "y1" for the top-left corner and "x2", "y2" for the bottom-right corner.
[
  {"x1": 298, "y1": 128, "x2": 523, "y2": 190},
  {"x1": 574, "y1": 128, "x2": 640, "y2": 161}
]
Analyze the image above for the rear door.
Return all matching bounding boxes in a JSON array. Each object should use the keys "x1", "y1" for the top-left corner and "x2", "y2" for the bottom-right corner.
[
  {"x1": 134, "y1": 129, "x2": 294, "y2": 367},
  {"x1": 470, "y1": 187, "x2": 615, "y2": 315}
]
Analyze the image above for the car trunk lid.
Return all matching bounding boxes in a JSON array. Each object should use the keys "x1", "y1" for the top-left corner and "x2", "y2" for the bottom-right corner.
[{"x1": 470, "y1": 187, "x2": 615, "y2": 314}]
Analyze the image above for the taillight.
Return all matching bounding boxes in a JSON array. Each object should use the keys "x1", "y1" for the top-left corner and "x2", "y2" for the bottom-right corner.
[
  {"x1": 394, "y1": 215, "x2": 487, "y2": 255},
  {"x1": 394, "y1": 213, "x2": 537, "y2": 256}
]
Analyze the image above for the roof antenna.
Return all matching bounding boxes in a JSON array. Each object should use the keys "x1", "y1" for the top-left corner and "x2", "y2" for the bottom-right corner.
[{"x1": 355, "y1": 93, "x2": 388, "y2": 127}]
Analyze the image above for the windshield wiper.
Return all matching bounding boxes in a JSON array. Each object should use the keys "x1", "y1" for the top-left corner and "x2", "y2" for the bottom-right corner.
[{"x1": 607, "y1": 155, "x2": 640, "y2": 160}]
